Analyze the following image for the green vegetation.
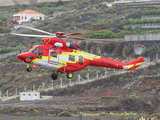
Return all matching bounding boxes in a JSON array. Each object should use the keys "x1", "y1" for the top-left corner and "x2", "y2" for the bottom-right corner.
[
  {"x1": 125, "y1": 18, "x2": 160, "y2": 24},
  {"x1": 0, "y1": 2, "x2": 77, "y2": 21},
  {"x1": 24, "y1": 118, "x2": 34, "y2": 120},
  {"x1": 0, "y1": 106, "x2": 3, "y2": 111},
  {"x1": 0, "y1": 46, "x2": 25, "y2": 54},
  {"x1": 0, "y1": 26, "x2": 11, "y2": 33},
  {"x1": 142, "y1": 9, "x2": 160, "y2": 15},
  {"x1": 87, "y1": 30, "x2": 118, "y2": 39},
  {"x1": 58, "y1": 111, "x2": 73, "y2": 117},
  {"x1": 119, "y1": 25, "x2": 160, "y2": 38}
]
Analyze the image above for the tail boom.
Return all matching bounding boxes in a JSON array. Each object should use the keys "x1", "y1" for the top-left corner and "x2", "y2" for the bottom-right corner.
[
  {"x1": 123, "y1": 57, "x2": 145, "y2": 70},
  {"x1": 89, "y1": 56, "x2": 145, "y2": 70}
]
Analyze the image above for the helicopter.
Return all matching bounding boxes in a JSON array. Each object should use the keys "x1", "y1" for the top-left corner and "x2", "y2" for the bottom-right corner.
[{"x1": 11, "y1": 26, "x2": 145, "y2": 80}]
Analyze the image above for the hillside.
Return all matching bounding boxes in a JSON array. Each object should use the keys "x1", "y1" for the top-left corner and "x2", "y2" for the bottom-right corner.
[{"x1": 1, "y1": 0, "x2": 160, "y2": 119}]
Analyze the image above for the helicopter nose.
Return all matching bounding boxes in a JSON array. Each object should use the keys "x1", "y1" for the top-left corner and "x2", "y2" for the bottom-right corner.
[{"x1": 17, "y1": 54, "x2": 26, "y2": 61}]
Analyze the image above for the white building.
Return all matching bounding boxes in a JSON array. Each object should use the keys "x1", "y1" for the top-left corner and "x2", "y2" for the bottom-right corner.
[
  {"x1": 100, "y1": 2, "x2": 113, "y2": 7},
  {"x1": 13, "y1": 10, "x2": 45, "y2": 24},
  {"x1": 20, "y1": 92, "x2": 40, "y2": 101}
]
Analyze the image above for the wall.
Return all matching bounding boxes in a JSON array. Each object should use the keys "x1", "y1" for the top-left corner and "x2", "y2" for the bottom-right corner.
[
  {"x1": 20, "y1": 92, "x2": 40, "y2": 101},
  {"x1": 141, "y1": 15, "x2": 160, "y2": 19},
  {"x1": 125, "y1": 33, "x2": 160, "y2": 41},
  {"x1": 129, "y1": 24, "x2": 160, "y2": 29}
]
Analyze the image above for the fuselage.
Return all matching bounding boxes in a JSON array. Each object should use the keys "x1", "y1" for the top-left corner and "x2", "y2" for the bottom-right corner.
[{"x1": 17, "y1": 37, "x2": 145, "y2": 75}]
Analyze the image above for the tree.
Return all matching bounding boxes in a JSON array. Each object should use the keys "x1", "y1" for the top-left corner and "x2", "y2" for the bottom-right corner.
[
  {"x1": 117, "y1": 30, "x2": 137, "y2": 38},
  {"x1": 123, "y1": 26, "x2": 130, "y2": 31},
  {"x1": 141, "y1": 48, "x2": 155, "y2": 58},
  {"x1": 87, "y1": 30, "x2": 118, "y2": 39},
  {"x1": 133, "y1": 25, "x2": 141, "y2": 33},
  {"x1": 122, "y1": 46, "x2": 133, "y2": 56}
]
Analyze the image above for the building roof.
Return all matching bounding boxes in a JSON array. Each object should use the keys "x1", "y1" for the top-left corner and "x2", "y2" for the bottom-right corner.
[{"x1": 13, "y1": 10, "x2": 44, "y2": 15}]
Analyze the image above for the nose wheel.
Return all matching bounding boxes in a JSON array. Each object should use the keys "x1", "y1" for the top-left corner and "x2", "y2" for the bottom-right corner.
[
  {"x1": 51, "y1": 72, "x2": 57, "y2": 80},
  {"x1": 26, "y1": 64, "x2": 32, "y2": 72},
  {"x1": 67, "y1": 72, "x2": 73, "y2": 79},
  {"x1": 27, "y1": 67, "x2": 32, "y2": 72}
]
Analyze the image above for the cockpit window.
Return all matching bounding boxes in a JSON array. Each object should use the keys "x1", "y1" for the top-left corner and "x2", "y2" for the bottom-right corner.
[
  {"x1": 69, "y1": 44, "x2": 77, "y2": 50},
  {"x1": 32, "y1": 48, "x2": 38, "y2": 54},
  {"x1": 38, "y1": 49, "x2": 43, "y2": 55},
  {"x1": 28, "y1": 47, "x2": 35, "y2": 53}
]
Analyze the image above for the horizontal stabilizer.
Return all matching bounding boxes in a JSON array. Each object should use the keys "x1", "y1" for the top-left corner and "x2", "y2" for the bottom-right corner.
[{"x1": 123, "y1": 57, "x2": 145, "y2": 70}]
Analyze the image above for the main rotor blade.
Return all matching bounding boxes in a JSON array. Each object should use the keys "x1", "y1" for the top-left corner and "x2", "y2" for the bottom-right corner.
[
  {"x1": 66, "y1": 30, "x2": 93, "y2": 36},
  {"x1": 10, "y1": 33, "x2": 56, "y2": 38},
  {"x1": 15, "y1": 25, "x2": 55, "y2": 36},
  {"x1": 67, "y1": 36, "x2": 125, "y2": 43}
]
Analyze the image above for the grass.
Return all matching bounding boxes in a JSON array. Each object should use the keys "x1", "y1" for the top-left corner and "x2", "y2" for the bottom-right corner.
[
  {"x1": 58, "y1": 111, "x2": 73, "y2": 117},
  {"x1": 81, "y1": 112, "x2": 140, "y2": 118},
  {"x1": 1, "y1": 106, "x2": 3, "y2": 111}
]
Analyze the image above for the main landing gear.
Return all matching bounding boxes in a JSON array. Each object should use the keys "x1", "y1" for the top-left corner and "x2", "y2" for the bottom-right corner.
[
  {"x1": 51, "y1": 72, "x2": 57, "y2": 80},
  {"x1": 26, "y1": 64, "x2": 32, "y2": 72},
  {"x1": 51, "y1": 71, "x2": 74, "y2": 80},
  {"x1": 67, "y1": 72, "x2": 73, "y2": 79}
]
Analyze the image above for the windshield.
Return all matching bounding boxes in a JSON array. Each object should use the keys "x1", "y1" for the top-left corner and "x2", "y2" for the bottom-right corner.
[
  {"x1": 32, "y1": 48, "x2": 38, "y2": 54},
  {"x1": 27, "y1": 47, "x2": 35, "y2": 53}
]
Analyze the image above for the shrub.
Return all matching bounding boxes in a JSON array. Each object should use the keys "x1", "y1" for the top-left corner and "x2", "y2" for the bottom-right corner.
[
  {"x1": 58, "y1": 111, "x2": 73, "y2": 117},
  {"x1": 99, "y1": 113, "x2": 106, "y2": 116},
  {"x1": 6, "y1": 55, "x2": 12, "y2": 60},
  {"x1": 80, "y1": 70, "x2": 87, "y2": 78},
  {"x1": 10, "y1": 105, "x2": 18, "y2": 112},
  {"x1": 87, "y1": 30, "x2": 118, "y2": 39},
  {"x1": 0, "y1": 106, "x2": 3, "y2": 111}
]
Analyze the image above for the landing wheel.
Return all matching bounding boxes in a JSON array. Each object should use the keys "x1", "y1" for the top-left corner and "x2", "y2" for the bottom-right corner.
[
  {"x1": 67, "y1": 72, "x2": 73, "y2": 79},
  {"x1": 51, "y1": 72, "x2": 57, "y2": 80},
  {"x1": 26, "y1": 67, "x2": 32, "y2": 72}
]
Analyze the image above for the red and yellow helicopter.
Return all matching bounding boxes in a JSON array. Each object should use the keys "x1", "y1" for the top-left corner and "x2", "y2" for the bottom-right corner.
[{"x1": 11, "y1": 26, "x2": 145, "y2": 80}]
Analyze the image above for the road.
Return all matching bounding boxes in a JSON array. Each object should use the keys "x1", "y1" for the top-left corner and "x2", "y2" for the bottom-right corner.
[
  {"x1": 0, "y1": 115, "x2": 118, "y2": 120},
  {"x1": 0, "y1": 96, "x2": 97, "y2": 107}
]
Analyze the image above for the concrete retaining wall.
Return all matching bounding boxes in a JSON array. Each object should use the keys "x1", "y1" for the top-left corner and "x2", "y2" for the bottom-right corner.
[
  {"x1": 141, "y1": 15, "x2": 160, "y2": 19},
  {"x1": 129, "y1": 23, "x2": 160, "y2": 29},
  {"x1": 125, "y1": 33, "x2": 160, "y2": 41}
]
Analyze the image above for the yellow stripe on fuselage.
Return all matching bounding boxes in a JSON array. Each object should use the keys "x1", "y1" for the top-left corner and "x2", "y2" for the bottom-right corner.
[
  {"x1": 30, "y1": 50, "x2": 101, "y2": 71},
  {"x1": 126, "y1": 62, "x2": 143, "y2": 70}
]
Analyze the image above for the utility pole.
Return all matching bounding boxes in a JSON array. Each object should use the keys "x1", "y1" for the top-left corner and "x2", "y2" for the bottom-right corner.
[
  {"x1": 87, "y1": 73, "x2": 89, "y2": 80},
  {"x1": 15, "y1": 88, "x2": 17, "y2": 95},
  {"x1": 0, "y1": 91, "x2": 1, "y2": 99},
  {"x1": 96, "y1": 71, "x2": 98, "y2": 78},
  {"x1": 33, "y1": 84, "x2": 35, "y2": 91},
  {"x1": 24, "y1": 86, "x2": 26, "y2": 92},
  {"x1": 42, "y1": 83, "x2": 44, "y2": 90},
  {"x1": 7, "y1": 90, "x2": 8, "y2": 98}
]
